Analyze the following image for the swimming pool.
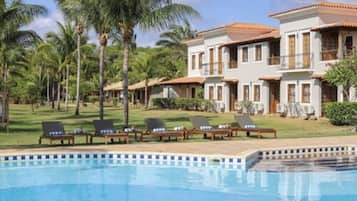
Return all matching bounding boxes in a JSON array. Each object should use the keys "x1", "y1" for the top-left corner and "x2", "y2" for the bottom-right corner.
[{"x1": 0, "y1": 153, "x2": 357, "y2": 201}]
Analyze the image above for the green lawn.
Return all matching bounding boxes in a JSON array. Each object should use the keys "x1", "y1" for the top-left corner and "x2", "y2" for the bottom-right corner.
[{"x1": 0, "y1": 104, "x2": 355, "y2": 149}]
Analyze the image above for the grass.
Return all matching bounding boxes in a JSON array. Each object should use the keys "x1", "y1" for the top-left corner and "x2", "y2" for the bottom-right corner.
[{"x1": 0, "y1": 104, "x2": 355, "y2": 149}]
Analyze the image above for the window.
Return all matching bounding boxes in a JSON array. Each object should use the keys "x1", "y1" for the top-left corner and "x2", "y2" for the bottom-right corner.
[
  {"x1": 302, "y1": 32, "x2": 311, "y2": 68},
  {"x1": 191, "y1": 54, "x2": 196, "y2": 70},
  {"x1": 243, "y1": 85, "x2": 250, "y2": 101},
  {"x1": 287, "y1": 84, "x2": 296, "y2": 103},
  {"x1": 301, "y1": 84, "x2": 311, "y2": 103},
  {"x1": 268, "y1": 40, "x2": 280, "y2": 65},
  {"x1": 288, "y1": 35, "x2": 296, "y2": 69},
  {"x1": 345, "y1": 36, "x2": 353, "y2": 57},
  {"x1": 198, "y1": 52, "x2": 204, "y2": 69},
  {"x1": 254, "y1": 85, "x2": 261, "y2": 102},
  {"x1": 218, "y1": 47, "x2": 223, "y2": 74},
  {"x1": 217, "y1": 86, "x2": 222, "y2": 101},
  {"x1": 209, "y1": 86, "x2": 214, "y2": 100},
  {"x1": 242, "y1": 47, "x2": 248, "y2": 63},
  {"x1": 229, "y1": 46, "x2": 238, "y2": 68},
  {"x1": 321, "y1": 32, "x2": 338, "y2": 60},
  {"x1": 255, "y1": 45, "x2": 262, "y2": 61},
  {"x1": 191, "y1": 87, "x2": 196, "y2": 98}
]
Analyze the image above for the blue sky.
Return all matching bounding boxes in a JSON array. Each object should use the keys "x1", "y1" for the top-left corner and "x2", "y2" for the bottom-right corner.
[{"x1": 24, "y1": 0, "x2": 357, "y2": 47}]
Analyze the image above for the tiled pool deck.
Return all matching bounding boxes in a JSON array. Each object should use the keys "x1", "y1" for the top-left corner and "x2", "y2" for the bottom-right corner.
[{"x1": 1, "y1": 135, "x2": 356, "y2": 156}]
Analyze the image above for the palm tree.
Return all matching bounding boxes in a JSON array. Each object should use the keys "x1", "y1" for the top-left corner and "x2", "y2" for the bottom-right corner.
[
  {"x1": 132, "y1": 52, "x2": 157, "y2": 109},
  {"x1": 0, "y1": 0, "x2": 47, "y2": 127},
  {"x1": 45, "y1": 22, "x2": 77, "y2": 112},
  {"x1": 74, "y1": 0, "x2": 111, "y2": 120},
  {"x1": 156, "y1": 19, "x2": 196, "y2": 61},
  {"x1": 103, "y1": 0, "x2": 200, "y2": 127},
  {"x1": 55, "y1": 0, "x2": 86, "y2": 116}
]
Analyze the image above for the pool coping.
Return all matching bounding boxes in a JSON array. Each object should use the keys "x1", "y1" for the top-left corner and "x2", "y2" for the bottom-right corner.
[{"x1": 1, "y1": 144, "x2": 356, "y2": 171}]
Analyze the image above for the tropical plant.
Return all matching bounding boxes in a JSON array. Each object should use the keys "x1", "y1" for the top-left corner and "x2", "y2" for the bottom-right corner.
[
  {"x1": 103, "y1": 0, "x2": 200, "y2": 126},
  {"x1": 325, "y1": 54, "x2": 357, "y2": 101},
  {"x1": 132, "y1": 52, "x2": 157, "y2": 109},
  {"x1": 43, "y1": 22, "x2": 77, "y2": 111},
  {"x1": 0, "y1": 0, "x2": 47, "y2": 127},
  {"x1": 56, "y1": 0, "x2": 87, "y2": 115},
  {"x1": 156, "y1": 19, "x2": 196, "y2": 61}
]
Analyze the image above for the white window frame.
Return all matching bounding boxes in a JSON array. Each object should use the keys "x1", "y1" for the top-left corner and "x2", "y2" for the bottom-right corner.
[
  {"x1": 241, "y1": 83, "x2": 251, "y2": 101},
  {"x1": 300, "y1": 81, "x2": 312, "y2": 104},
  {"x1": 252, "y1": 83, "x2": 262, "y2": 103},
  {"x1": 241, "y1": 46, "x2": 249, "y2": 64},
  {"x1": 286, "y1": 81, "x2": 298, "y2": 103},
  {"x1": 253, "y1": 43, "x2": 264, "y2": 63}
]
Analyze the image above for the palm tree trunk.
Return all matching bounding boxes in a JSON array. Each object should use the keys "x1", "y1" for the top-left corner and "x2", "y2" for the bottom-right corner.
[
  {"x1": 47, "y1": 70, "x2": 50, "y2": 104},
  {"x1": 57, "y1": 80, "x2": 61, "y2": 111},
  {"x1": 123, "y1": 39, "x2": 130, "y2": 127},
  {"x1": 51, "y1": 79, "x2": 55, "y2": 110},
  {"x1": 65, "y1": 64, "x2": 69, "y2": 112},
  {"x1": 1, "y1": 63, "x2": 8, "y2": 127},
  {"x1": 38, "y1": 65, "x2": 42, "y2": 105},
  {"x1": 75, "y1": 33, "x2": 81, "y2": 116},
  {"x1": 99, "y1": 43, "x2": 105, "y2": 120},
  {"x1": 144, "y1": 79, "x2": 148, "y2": 110}
]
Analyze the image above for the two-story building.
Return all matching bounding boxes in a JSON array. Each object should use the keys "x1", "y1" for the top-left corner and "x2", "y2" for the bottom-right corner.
[{"x1": 162, "y1": 1, "x2": 357, "y2": 117}]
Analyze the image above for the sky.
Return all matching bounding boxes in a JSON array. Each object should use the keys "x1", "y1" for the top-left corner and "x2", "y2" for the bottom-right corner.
[{"x1": 24, "y1": 0, "x2": 357, "y2": 47}]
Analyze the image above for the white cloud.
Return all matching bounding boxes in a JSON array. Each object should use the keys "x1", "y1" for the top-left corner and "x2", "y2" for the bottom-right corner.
[{"x1": 25, "y1": 10, "x2": 64, "y2": 37}]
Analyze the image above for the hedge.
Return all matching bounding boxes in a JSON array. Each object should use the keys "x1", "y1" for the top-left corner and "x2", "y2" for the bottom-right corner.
[
  {"x1": 152, "y1": 98, "x2": 215, "y2": 112},
  {"x1": 324, "y1": 102, "x2": 357, "y2": 126}
]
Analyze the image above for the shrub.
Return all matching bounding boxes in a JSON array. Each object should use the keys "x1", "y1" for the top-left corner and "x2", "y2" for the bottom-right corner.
[
  {"x1": 152, "y1": 98, "x2": 215, "y2": 112},
  {"x1": 324, "y1": 102, "x2": 357, "y2": 125}
]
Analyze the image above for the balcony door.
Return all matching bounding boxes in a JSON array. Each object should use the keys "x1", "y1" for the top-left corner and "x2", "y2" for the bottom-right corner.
[
  {"x1": 288, "y1": 35, "x2": 296, "y2": 69},
  {"x1": 303, "y1": 32, "x2": 310, "y2": 68},
  {"x1": 209, "y1": 48, "x2": 214, "y2": 75}
]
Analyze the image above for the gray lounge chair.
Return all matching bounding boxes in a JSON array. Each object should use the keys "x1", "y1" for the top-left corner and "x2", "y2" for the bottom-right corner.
[
  {"x1": 142, "y1": 118, "x2": 185, "y2": 142},
  {"x1": 91, "y1": 120, "x2": 129, "y2": 144},
  {"x1": 232, "y1": 115, "x2": 277, "y2": 138},
  {"x1": 39, "y1": 121, "x2": 75, "y2": 145},
  {"x1": 189, "y1": 116, "x2": 230, "y2": 140}
]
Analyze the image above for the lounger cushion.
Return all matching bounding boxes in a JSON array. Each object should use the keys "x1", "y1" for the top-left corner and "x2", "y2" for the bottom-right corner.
[
  {"x1": 153, "y1": 128, "x2": 166, "y2": 133},
  {"x1": 244, "y1": 125, "x2": 257, "y2": 129},
  {"x1": 48, "y1": 131, "x2": 64, "y2": 136},
  {"x1": 99, "y1": 129, "x2": 116, "y2": 135},
  {"x1": 200, "y1": 126, "x2": 212, "y2": 130},
  {"x1": 218, "y1": 124, "x2": 229, "y2": 129}
]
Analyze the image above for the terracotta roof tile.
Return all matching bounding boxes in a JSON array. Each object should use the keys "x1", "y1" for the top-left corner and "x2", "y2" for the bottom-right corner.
[
  {"x1": 129, "y1": 78, "x2": 166, "y2": 90},
  {"x1": 160, "y1": 77, "x2": 205, "y2": 85},
  {"x1": 270, "y1": 1, "x2": 357, "y2": 17},
  {"x1": 311, "y1": 22, "x2": 357, "y2": 31},
  {"x1": 259, "y1": 75, "x2": 282, "y2": 81},
  {"x1": 223, "y1": 30, "x2": 280, "y2": 47}
]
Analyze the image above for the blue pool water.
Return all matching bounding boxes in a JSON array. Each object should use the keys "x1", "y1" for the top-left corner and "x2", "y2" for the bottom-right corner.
[{"x1": 0, "y1": 159, "x2": 357, "y2": 201}]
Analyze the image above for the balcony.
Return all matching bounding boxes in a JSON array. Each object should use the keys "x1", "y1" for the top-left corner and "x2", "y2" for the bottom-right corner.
[
  {"x1": 278, "y1": 53, "x2": 314, "y2": 73},
  {"x1": 200, "y1": 62, "x2": 224, "y2": 77},
  {"x1": 267, "y1": 56, "x2": 281, "y2": 65},
  {"x1": 321, "y1": 49, "x2": 356, "y2": 61}
]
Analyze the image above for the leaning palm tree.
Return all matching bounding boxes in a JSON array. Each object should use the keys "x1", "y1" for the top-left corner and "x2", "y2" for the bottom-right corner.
[
  {"x1": 103, "y1": 0, "x2": 200, "y2": 127},
  {"x1": 0, "y1": 0, "x2": 47, "y2": 127}
]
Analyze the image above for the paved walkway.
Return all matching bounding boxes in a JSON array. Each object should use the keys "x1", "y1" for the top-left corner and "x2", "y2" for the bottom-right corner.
[{"x1": 1, "y1": 136, "x2": 357, "y2": 156}]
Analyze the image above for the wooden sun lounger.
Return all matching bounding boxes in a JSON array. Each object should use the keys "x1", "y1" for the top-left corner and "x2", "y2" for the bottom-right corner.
[
  {"x1": 232, "y1": 115, "x2": 277, "y2": 138},
  {"x1": 91, "y1": 120, "x2": 129, "y2": 144},
  {"x1": 39, "y1": 121, "x2": 75, "y2": 145},
  {"x1": 142, "y1": 118, "x2": 185, "y2": 142},
  {"x1": 189, "y1": 116, "x2": 231, "y2": 140}
]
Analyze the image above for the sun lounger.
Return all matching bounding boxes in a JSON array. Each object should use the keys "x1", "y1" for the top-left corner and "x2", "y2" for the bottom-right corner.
[
  {"x1": 189, "y1": 116, "x2": 231, "y2": 140},
  {"x1": 39, "y1": 121, "x2": 75, "y2": 145},
  {"x1": 232, "y1": 115, "x2": 277, "y2": 138},
  {"x1": 91, "y1": 120, "x2": 129, "y2": 144},
  {"x1": 141, "y1": 118, "x2": 185, "y2": 142}
]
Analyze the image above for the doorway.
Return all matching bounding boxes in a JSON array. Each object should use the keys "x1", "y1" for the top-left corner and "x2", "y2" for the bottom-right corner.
[
  {"x1": 269, "y1": 81, "x2": 280, "y2": 113},
  {"x1": 229, "y1": 83, "x2": 238, "y2": 111}
]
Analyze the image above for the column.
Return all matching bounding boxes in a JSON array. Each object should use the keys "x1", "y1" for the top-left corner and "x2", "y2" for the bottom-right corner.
[
  {"x1": 224, "y1": 83, "x2": 230, "y2": 112},
  {"x1": 337, "y1": 32, "x2": 343, "y2": 59},
  {"x1": 262, "y1": 81, "x2": 270, "y2": 115},
  {"x1": 312, "y1": 79, "x2": 322, "y2": 118}
]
